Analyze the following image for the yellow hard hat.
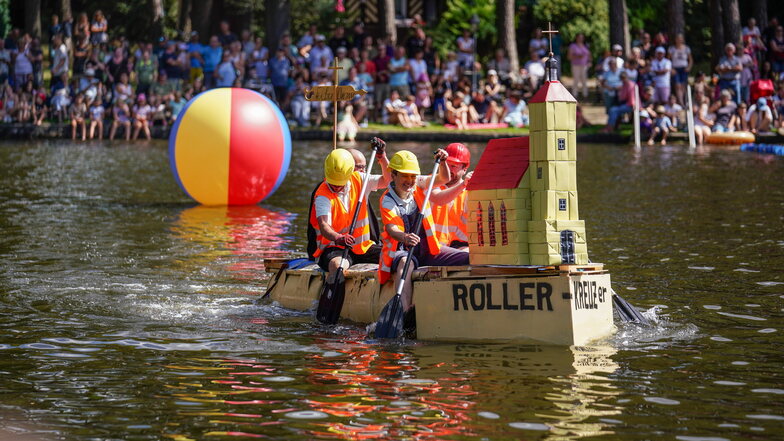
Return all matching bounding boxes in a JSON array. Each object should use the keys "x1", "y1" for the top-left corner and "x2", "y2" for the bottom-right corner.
[
  {"x1": 324, "y1": 149, "x2": 355, "y2": 186},
  {"x1": 388, "y1": 150, "x2": 421, "y2": 175}
]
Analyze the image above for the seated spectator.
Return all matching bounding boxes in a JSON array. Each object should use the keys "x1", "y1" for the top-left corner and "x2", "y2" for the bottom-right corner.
[
  {"x1": 168, "y1": 90, "x2": 187, "y2": 124},
  {"x1": 484, "y1": 70, "x2": 504, "y2": 102},
  {"x1": 664, "y1": 94, "x2": 684, "y2": 128},
  {"x1": 709, "y1": 90, "x2": 738, "y2": 132},
  {"x1": 50, "y1": 78, "x2": 71, "y2": 123},
  {"x1": 501, "y1": 91, "x2": 528, "y2": 128},
  {"x1": 736, "y1": 101, "x2": 749, "y2": 131},
  {"x1": 288, "y1": 74, "x2": 311, "y2": 127},
  {"x1": 149, "y1": 94, "x2": 168, "y2": 129},
  {"x1": 32, "y1": 91, "x2": 47, "y2": 125},
  {"x1": 109, "y1": 99, "x2": 131, "y2": 141},
  {"x1": 88, "y1": 97, "x2": 105, "y2": 140},
  {"x1": 445, "y1": 93, "x2": 469, "y2": 129},
  {"x1": 132, "y1": 94, "x2": 152, "y2": 140},
  {"x1": 648, "y1": 105, "x2": 676, "y2": 145},
  {"x1": 747, "y1": 97, "x2": 773, "y2": 134},
  {"x1": 383, "y1": 89, "x2": 413, "y2": 127},
  {"x1": 469, "y1": 90, "x2": 501, "y2": 124},
  {"x1": 403, "y1": 94, "x2": 425, "y2": 127},
  {"x1": 602, "y1": 71, "x2": 636, "y2": 132},
  {"x1": 413, "y1": 73, "x2": 431, "y2": 121},
  {"x1": 693, "y1": 94, "x2": 714, "y2": 145},
  {"x1": 311, "y1": 72, "x2": 332, "y2": 126},
  {"x1": 337, "y1": 104, "x2": 359, "y2": 142},
  {"x1": 600, "y1": 60, "x2": 623, "y2": 114},
  {"x1": 70, "y1": 93, "x2": 87, "y2": 141}
]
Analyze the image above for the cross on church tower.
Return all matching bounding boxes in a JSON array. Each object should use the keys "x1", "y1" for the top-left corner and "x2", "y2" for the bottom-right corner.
[
  {"x1": 542, "y1": 22, "x2": 558, "y2": 58},
  {"x1": 542, "y1": 22, "x2": 559, "y2": 82}
]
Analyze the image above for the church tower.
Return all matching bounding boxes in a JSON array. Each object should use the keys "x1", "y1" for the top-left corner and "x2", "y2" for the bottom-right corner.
[
  {"x1": 526, "y1": 43, "x2": 588, "y2": 265},
  {"x1": 465, "y1": 23, "x2": 589, "y2": 267}
]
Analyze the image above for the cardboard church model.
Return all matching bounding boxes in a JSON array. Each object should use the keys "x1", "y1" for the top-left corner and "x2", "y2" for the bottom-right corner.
[{"x1": 466, "y1": 53, "x2": 589, "y2": 266}]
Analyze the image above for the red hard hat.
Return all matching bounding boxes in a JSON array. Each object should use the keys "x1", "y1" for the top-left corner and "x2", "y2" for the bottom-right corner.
[{"x1": 445, "y1": 143, "x2": 470, "y2": 165}]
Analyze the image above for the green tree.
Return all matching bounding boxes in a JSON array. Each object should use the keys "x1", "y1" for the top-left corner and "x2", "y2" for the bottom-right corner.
[
  {"x1": 0, "y1": 0, "x2": 10, "y2": 39},
  {"x1": 429, "y1": 0, "x2": 497, "y2": 59},
  {"x1": 533, "y1": 0, "x2": 609, "y2": 55}
]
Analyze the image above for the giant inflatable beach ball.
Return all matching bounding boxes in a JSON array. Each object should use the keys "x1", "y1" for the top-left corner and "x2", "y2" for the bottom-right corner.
[{"x1": 169, "y1": 88, "x2": 291, "y2": 205}]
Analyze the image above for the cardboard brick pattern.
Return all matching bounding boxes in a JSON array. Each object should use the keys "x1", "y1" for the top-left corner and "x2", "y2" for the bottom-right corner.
[{"x1": 467, "y1": 80, "x2": 589, "y2": 267}]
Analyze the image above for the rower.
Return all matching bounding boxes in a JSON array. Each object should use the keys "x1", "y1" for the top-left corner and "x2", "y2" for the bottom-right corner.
[
  {"x1": 310, "y1": 144, "x2": 391, "y2": 283},
  {"x1": 306, "y1": 147, "x2": 383, "y2": 260},
  {"x1": 431, "y1": 143, "x2": 472, "y2": 250},
  {"x1": 378, "y1": 149, "x2": 470, "y2": 314}
]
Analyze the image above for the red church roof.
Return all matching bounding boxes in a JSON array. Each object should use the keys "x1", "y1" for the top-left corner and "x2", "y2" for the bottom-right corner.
[
  {"x1": 529, "y1": 80, "x2": 577, "y2": 103},
  {"x1": 466, "y1": 137, "x2": 530, "y2": 190}
]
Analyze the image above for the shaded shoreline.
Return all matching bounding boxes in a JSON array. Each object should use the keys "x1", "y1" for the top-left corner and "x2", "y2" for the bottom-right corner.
[{"x1": 1, "y1": 122, "x2": 783, "y2": 145}]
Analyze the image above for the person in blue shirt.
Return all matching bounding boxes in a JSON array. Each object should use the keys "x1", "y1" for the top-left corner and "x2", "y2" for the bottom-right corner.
[
  {"x1": 196, "y1": 36, "x2": 223, "y2": 89},
  {"x1": 187, "y1": 31, "x2": 203, "y2": 84},
  {"x1": 269, "y1": 47, "x2": 291, "y2": 105}
]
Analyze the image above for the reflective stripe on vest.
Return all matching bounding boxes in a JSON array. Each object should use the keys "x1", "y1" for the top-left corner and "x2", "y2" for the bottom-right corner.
[
  {"x1": 432, "y1": 186, "x2": 468, "y2": 246},
  {"x1": 377, "y1": 186, "x2": 441, "y2": 285},
  {"x1": 309, "y1": 172, "x2": 374, "y2": 258}
]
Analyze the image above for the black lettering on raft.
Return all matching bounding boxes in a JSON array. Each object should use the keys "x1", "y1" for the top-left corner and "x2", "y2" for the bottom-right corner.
[
  {"x1": 519, "y1": 283, "x2": 535, "y2": 310},
  {"x1": 451, "y1": 282, "x2": 555, "y2": 312},
  {"x1": 453, "y1": 284, "x2": 468, "y2": 311}
]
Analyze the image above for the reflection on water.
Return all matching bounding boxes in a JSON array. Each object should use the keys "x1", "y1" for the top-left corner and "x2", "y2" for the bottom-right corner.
[
  {"x1": 1, "y1": 139, "x2": 783, "y2": 440},
  {"x1": 172, "y1": 205, "x2": 295, "y2": 279},
  {"x1": 155, "y1": 341, "x2": 621, "y2": 440}
]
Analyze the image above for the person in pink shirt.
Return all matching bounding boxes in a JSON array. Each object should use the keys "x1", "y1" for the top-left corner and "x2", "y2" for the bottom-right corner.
[
  {"x1": 568, "y1": 33, "x2": 591, "y2": 99},
  {"x1": 602, "y1": 71, "x2": 636, "y2": 132}
]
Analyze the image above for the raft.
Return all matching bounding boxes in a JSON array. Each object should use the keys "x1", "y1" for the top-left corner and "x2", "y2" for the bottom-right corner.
[
  {"x1": 262, "y1": 258, "x2": 614, "y2": 345},
  {"x1": 705, "y1": 131, "x2": 755, "y2": 145}
]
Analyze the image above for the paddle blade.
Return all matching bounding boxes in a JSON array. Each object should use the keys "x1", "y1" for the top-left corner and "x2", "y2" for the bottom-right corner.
[
  {"x1": 316, "y1": 270, "x2": 346, "y2": 324},
  {"x1": 612, "y1": 292, "x2": 649, "y2": 325},
  {"x1": 375, "y1": 295, "x2": 404, "y2": 339}
]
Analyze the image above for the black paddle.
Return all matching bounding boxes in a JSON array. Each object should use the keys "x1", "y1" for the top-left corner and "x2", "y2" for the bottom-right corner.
[
  {"x1": 375, "y1": 155, "x2": 442, "y2": 339},
  {"x1": 316, "y1": 138, "x2": 384, "y2": 324},
  {"x1": 612, "y1": 288, "x2": 649, "y2": 324}
]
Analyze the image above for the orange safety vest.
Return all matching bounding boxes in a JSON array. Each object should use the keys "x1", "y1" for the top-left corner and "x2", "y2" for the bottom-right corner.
[
  {"x1": 378, "y1": 185, "x2": 441, "y2": 285},
  {"x1": 309, "y1": 172, "x2": 374, "y2": 258},
  {"x1": 431, "y1": 185, "x2": 469, "y2": 246}
]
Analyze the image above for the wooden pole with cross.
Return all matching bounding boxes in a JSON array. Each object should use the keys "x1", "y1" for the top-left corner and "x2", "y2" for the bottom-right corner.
[
  {"x1": 304, "y1": 57, "x2": 368, "y2": 149},
  {"x1": 542, "y1": 21, "x2": 558, "y2": 58}
]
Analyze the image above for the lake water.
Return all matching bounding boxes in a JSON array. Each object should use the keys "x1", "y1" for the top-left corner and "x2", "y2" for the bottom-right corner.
[{"x1": 0, "y1": 139, "x2": 782, "y2": 440}]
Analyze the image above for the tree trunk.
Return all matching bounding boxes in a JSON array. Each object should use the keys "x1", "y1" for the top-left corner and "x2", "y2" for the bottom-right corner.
[
  {"x1": 152, "y1": 0, "x2": 165, "y2": 39},
  {"x1": 192, "y1": 0, "x2": 213, "y2": 40},
  {"x1": 667, "y1": 0, "x2": 685, "y2": 42},
  {"x1": 720, "y1": 0, "x2": 741, "y2": 48},
  {"x1": 380, "y1": 0, "x2": 396, "y2": 45},
  {"x1": 708, "y1": 0, "x2": 723, "y2": 67},
  {"x1": 608, "y1": 0, "x2": 630, "y2": 55},
  {"x1": 179, "y1": 0, "x2": 192, "y2": 37},
  {"x1": 265, "y1": 0, "x2": 290, "y2": 53},
  {"x1": 25, "y1": 0, "x2": 41, "y2": 39},
  {"x1": 752, "y1": 0, "x2": 767, "y2": 31},
  {"x1": 59, "y1": 0, "x2": 72, "y2": 20},
  {"x1": 497, "y1": 0, "x2": 519, "y2": 75}
]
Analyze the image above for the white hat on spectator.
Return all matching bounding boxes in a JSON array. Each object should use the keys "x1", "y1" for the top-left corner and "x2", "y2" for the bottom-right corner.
[
  {"x1": 655, "y1": 46, "x2": 665, "y2": 54},
  {"x1": 488, "y1": 69, "x2": 497, "y2": 76},
  {"x1": 612, "y1": 44, "x2": 623, "y2": 51},
  {"x1": 85, "y1": 68, "x2": 95, "y2": 76},
  {"x1": 315, "y1": 34, "x2": 326, "y2": 42}
]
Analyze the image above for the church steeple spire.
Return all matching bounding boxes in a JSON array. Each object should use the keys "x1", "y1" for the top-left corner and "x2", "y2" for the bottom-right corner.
[{"x1": 542, "y1": 22, "x2": 559, "y2": 82}]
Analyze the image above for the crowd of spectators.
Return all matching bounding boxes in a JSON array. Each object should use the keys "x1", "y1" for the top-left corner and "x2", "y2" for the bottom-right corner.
[
  {"x1": 1, "y1": 12, "x2": 783, "y2": 143},
  {"x1": 596, "y1": 17, "x2": 784, "y2": 144}
]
